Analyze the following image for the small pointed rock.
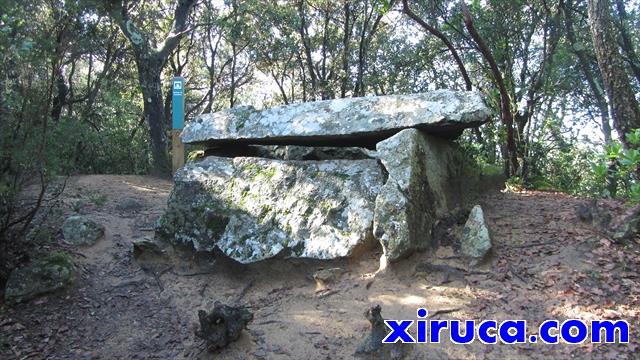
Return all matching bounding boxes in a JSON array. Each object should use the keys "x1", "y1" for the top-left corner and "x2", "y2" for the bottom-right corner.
[{"x1": 461, "y1": 205, "x2": 492, "y2": 264}]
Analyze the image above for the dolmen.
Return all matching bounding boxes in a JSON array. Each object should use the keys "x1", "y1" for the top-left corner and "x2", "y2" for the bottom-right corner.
[{"x1": 156, "y1": 90, "x2": 490, "y2": 265}]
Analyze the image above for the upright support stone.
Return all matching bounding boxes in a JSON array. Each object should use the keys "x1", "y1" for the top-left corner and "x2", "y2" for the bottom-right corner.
[{"x1": 373, "y1": 129, "x2": 480, "y2": 262}]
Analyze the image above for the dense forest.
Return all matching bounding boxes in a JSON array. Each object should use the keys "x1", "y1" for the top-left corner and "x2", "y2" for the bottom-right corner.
[{"x1": 2, "y1": 0, "x2": 640, "y2": 250}]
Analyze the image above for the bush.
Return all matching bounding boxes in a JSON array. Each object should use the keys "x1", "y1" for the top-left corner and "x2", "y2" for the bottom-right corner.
[{"x1": 590, "y1": 129, "x2": 640, "y2": 201}]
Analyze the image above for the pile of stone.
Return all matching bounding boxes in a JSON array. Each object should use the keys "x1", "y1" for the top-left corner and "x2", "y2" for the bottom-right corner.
[{"x1": 156, "y1": 90, "x2": 490, "y2": 265}]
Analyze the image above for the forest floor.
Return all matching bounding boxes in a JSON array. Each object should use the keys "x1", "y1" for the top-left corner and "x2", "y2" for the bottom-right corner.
[{"x1": 1, "y1": 175, "x2": 639, "y2": 359}]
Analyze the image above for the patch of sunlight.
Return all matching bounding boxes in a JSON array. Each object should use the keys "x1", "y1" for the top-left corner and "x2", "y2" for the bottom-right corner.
[
  {"x1": 371, "y1": 294, "x2": 427, "y2": 306},
  {"x1": 552, "y1": 304, "x2": 601, "y2": 322},
  {"x1": 124, "y1": 181, "x2": 169, "y2": 194}
]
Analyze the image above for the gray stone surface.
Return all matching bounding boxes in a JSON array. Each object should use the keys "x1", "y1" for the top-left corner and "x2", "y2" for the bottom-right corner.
[
  {"x1": 132, "y1": 238, "x2": 165, "y2": 259},
  {"x1": 156, "y1": 156, "x2": 384, "y2": 263},
  {"x1": 182, "y1": 90, "x2": 490, "y2": 146},
  {"x1": 313, "y1": 268, "x2": 343, "y2": 288},
  {"x1": 4, "y1": 252, "x2": 75, "y2": 305},
  {"x1": 461, "y1": 205, "x2": 492, "y2": 261},
  {"x1": 61, "y1": 215, "x2": 105, "y2": 246},
  {"x1": 116, "y1": 197, "x2": 145, "y2": 212},
  {"x1": 158, "y1": 129, "x2": 484, "y2": 264},
  {"x1": 373, "y1": 129, "x2": 480, "y2": 261}
]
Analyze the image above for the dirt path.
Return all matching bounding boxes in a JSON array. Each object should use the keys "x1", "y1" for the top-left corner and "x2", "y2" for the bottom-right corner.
[{"x1": 1, "y1": 175, "x2": 639, "y2": 359}]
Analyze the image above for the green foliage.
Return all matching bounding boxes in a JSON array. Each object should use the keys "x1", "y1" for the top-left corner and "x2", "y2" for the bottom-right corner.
[
  {"x1": 1, "y1": 0, "x2": 150, "y2": 246},
  {"x1": 523, "y1": 129, "x2": 640, "y2": 201},
  {"x1": 528, "y1": 143, "x2": 600, "y2": 196},
  {"x1": 505, "y1": 176, "x2": 524, "y2": 192},
  {"x1": 590, "y1": 129, "x2": 640, "y2": 201},
  {"x1": 26, "y1": 227, "x2": 56, "y2": 245},
  {"x1": 87, "y1": 192, "x2": 108, "y2": 208}
]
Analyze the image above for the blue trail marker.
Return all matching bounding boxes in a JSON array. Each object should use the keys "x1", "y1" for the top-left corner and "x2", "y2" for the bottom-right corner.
[{"x1": 172, "y1": 77, "x2": 185, "y2": 129}]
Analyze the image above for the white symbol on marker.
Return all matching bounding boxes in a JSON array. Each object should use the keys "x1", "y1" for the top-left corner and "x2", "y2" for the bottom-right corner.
[{"x1": 173, "y1": 81, "x2": 182, "y2": 90}]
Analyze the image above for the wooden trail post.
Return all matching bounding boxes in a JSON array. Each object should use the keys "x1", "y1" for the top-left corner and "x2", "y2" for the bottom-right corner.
[{"x1": 171, "y1": 77, "x2": 185, "y2": 174}]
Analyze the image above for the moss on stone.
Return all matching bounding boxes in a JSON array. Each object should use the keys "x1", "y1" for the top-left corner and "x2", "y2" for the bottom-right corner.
[
  {"x1": 4, "y1": 251, "x2": 75, "y2": 305},
  {"x1": 258, "y1": 205, "x2": 273, "y2": 223}
]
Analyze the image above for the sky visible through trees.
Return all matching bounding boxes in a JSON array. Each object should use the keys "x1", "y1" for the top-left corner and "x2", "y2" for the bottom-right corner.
[{"x1": 0, "y1": 0, "x2": 639, "y2": 191}]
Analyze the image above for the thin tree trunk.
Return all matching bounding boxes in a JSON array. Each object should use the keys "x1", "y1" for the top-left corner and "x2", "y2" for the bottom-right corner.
[
  {"x1": 461, "y1": 1, "x2": 518, "y2": 175},
  {"x1": 107, "y1": 0, "x2": 196, "y2": 175},
  {"x1": 402, "y1": 0, "x2": 472, "y2": 91},
  {"x1": 613, "y1": 0, "x2": 640, "y2": 85},
  {"x1": 297, "y1": 0, "x2": 318, "y2": 100},
  {"x1": 340, "y1": 1, "x2": 352, "y2": 98},
  {"x1": 353, "y1": 1, "x2": 389, "y2": 97}
]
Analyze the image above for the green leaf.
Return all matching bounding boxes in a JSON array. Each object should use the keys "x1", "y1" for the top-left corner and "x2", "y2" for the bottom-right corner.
[
  {"x1": 605, "y1": 142, "x2": 623, "y2": 159},
  {"x1": 591, "y1": 162, "x2": 608, "y2": 178},
  {"x1": 626, "y1": 129, "x2": 640, "y2": 146},
  {"x1": 620, "y1": 149, "x2": 640, "y2": 167},
  {"x1": 373, "y1": 0, "x2": 391, "y2": 14},
  {"x1": 629, "y1": 183, "x2": 640, "y2": 203}
]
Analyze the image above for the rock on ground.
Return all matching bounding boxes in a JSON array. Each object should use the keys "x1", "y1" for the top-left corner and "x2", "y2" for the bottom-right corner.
[
  {"x1": 313, "y1": 267, "x2": 343, "y2": 289},
  {"x1": 132, "y1": 238, "x2": 165, "y2": 259},
  {"x1": 61, "y1": 215, "x2": 105, "y2": 246},
  {"x1": 374, "y1": 129, "x2": 481, "y2": 262},
  {"x1": 610, "y1": 204, "x2": 640, "y2": 242},
  {"x1": 116, "y1": 197, "x2": 145, "y2": 212},
  {"x1": 181, "y1": 90, "x2": 490, "y2": 147},
  {"x1": 156, "y1": 156, "x2": 384, "y2": 263},
  {"x1": 195, "y1": 302, "x2": 253, "y2": 351},
  {"x1": 4, "y1": 252, "x2": 75, "y2": 305},
  {"x1": 461, "y1": 205, "x2": 492, "y2": 262}
]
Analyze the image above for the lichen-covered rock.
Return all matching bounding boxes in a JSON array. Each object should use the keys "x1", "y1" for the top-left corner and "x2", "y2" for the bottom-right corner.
[
  {"x1": 116, "y1": 197, "x2": 145, "y2": 212},
  {"x1": 373, "y1": 129, "x2": 481, "y2": 262},
  {"x1": 156, "y1": 156, "x2": 384, "y2": 263},
  {"x1": 461, "y1": 205, "x2": 492, "y2": 262},
  {"x1": 4, "y1": 252, "x2": 75, "y2": 305},
  {"x1": 313, "y1": 267, "x2": 343, "y2": 288},
  {"x1": 61, "y1": 215, "x2": 105, "y2": 246},
  {"x1": 182, "y1": 90, "x2": 490, "y2": 147}
]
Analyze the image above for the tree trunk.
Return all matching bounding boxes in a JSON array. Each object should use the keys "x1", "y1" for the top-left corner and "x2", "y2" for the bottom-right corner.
[
  {"x1": 106, "y1": 0, "x2": 196, "y2": 175},
  {"x1": 562, "y1": 0, "x2": 612, "y2": 143},
  {"x1": 340, "y1": 1, "x2": 352, "y2": 98},
  {"x1": 613, "y1": 0, "x2": 640, "y2": 85},
  {"x1": 587, "y1": 0, "x2": 640, "y2": 147},
  {"x1": 402, "y1": 0, "x2": 472, "y2": 91},
  {"x1": 460, "y1": 1, "x2": 518, "y2": 175},
  {"x1": 297, "y1": 0, "x2": 318, "y2": 100},
  {"x1": 136, "y1": 58, "x2": 170, "y2": 175}
]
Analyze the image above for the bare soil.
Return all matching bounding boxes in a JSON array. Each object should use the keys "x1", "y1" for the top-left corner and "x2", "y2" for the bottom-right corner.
[{"x1": 1, "y1": 175, "x2": 639, "y2": 359}]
